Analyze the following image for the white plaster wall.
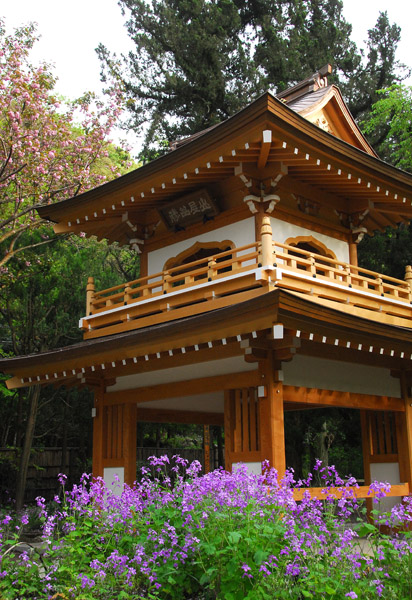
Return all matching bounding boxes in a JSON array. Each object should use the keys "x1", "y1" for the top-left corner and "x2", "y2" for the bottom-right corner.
[
  {"x1": 108, "y1": 356, "x2": 256, "y2": 392},
  {"x1": 233, "y1": 462, "x2": 262, "y2": 476},
  {"x1": 282, "y1": 355, "x2": 400, "y2": 397},
  {"x1": 370, "y1": 462, "x2": 401, "y2": 513},
  {"x1": 103, "y1": 467, "x2": 124, "y2": 495},
  {"x1": 270, "y1": 217, "x2": 350, "y2": 264},
  {"x1": 148, "y1": 218, "x2": 255, "y2": 275}
]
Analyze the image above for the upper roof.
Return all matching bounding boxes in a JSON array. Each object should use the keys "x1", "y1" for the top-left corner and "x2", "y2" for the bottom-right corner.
[{"x1": 37, "y1": 68, "x2": 412, "y2": 247}]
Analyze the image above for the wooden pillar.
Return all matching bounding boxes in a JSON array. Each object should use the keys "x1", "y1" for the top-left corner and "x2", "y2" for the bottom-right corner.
[
  {"x1": 349, "y1": 242, "x2": 358, "y2": 267},
  {"x1": 359, "y1": 410, "x2": 373, "y2": 514},
  {"x1": 259, "y1": 353, "x2": 286, "y2": 477},
  {"x1": 123, "y1": 402, "x2": 137, "y2": 486},
  {"x1": 224, "y1": 390, "x2": 232, "y2": 471},
  {"x1": 203, "y1": 425, "x2": 211, "y2": 474},
  {"x1": 86, "y1": 277, "x2": 95, "y2": 316},
  {"x1": 140, "y1": 250, "x2": 148, "y2": 279},
  {"x1": 92, "y1": 380, "x2": 105, "y2": 480},
  {"x1": 260, "y1": 215, "x2": 273, "y2": 269},
  {"x1": 92, "y1": 383, "x2": 137, "y2": 487},
  {"x1": 254, "y1": 205, "x2": 264, "y2": 243},
  {"x1": 397, "y1": 372, "x2": 412, "y2": 489},
  {"x1": 405, "y1": 265, "x2": 412, "y2": 300}
]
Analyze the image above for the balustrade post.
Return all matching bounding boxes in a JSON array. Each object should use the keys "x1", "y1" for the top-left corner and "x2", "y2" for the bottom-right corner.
[
  {"x1": 309, "y1": 254, "x2": 316, "y2": 277},
  {"x1": 376, "y1": 276, "x2": 384, "y2": 296},
  {"x1": 124, "y1": 285, "x2": 132, "y2": 305},
  {"x1": 86, "y1": 277, "x2": 95, "y2": 316},
  {"x1": 207, "y1": 257, "x2": 216, "y2": 281},
  {"x1": 260, "y1": 215, "x2": 273, "y2": 270},
  {"x1": 163, "y1": 272, "x2": 172, "y2": 294},
  {"x1": 405, "y1": 266, "x2": 412, "y2": 302}
]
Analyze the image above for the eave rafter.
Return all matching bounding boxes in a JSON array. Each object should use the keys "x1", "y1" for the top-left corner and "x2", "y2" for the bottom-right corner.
[
  {"x1": 46, "y1": 119, "x2": 412, "y2": 243},
  {"x1": 9, "y1": 312, "x2": 412, "y2": 391}
]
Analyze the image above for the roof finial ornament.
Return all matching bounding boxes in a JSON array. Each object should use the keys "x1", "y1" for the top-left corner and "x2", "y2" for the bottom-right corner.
[{"x1": 315, "y1": 64, "x2": 332, "y2": 90}]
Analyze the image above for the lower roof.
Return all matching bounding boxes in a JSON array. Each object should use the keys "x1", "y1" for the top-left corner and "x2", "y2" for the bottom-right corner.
[{"x1": 2, "y1": 289, "x2": 412, "y2": 389}]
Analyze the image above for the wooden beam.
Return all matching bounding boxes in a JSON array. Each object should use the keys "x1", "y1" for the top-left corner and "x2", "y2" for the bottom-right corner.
[
  {"x1": 283, "y1": 386, "x2": 404, "y2": 412},
  {"x1": 292, "y1": 483, "x2": 409, "y2": 502},
  {"x1": 105, "y1": 370, "x2": 260, "y2": 405},
  {"x1": 136, "y1": 407, "x2": 224, "y2": 425},
  {"x1": 257, "y1": 130, "x2": 272, "y2": 169}
]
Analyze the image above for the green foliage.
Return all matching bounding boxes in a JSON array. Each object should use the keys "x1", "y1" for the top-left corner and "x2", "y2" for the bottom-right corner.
[
  {"x1": 358, "y1": 225, "x2": 412, "y2": 280},
  {"x1": 345, "y1": 12, "x2": 409, "y2": 127},
  {"x1": 0, "y1": 235, "x2": 140, "y2": 501},
  {"x1": 362, "y1": 84, "x2": 412, "y2": 170},
  {"x1": 1, "y1": 463, "x2": 412, "y2": 599},
  {"x1": 99, "y1": 2, "x2": 407, "y2": 159}
]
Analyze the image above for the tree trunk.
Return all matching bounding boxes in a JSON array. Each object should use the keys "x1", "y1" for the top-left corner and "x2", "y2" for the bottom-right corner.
[
  {"x1": 15, "y1": 385, "x2": 40, "y2": 511},
  {"x1": 60, "y1": 401, "x2": 68, "y2": 477}
]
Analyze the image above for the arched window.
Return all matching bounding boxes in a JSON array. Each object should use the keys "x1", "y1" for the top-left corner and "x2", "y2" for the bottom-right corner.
[
  {"x1": 285, "y1": 236, "x2": 336, "y2": 276},
  {"x1": 164, "y1": 240, "x2": 234, "y2": 283}
]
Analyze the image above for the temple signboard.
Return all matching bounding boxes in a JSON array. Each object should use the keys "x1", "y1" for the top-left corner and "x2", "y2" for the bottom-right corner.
[{"x1": 160, "y1": 188, "x2": 219, "y2": 229}]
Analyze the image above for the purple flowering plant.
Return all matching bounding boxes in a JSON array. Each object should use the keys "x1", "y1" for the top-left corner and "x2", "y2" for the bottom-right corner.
[{"x1": 0, "y1": 457, "x2": 412, "y2": 599}]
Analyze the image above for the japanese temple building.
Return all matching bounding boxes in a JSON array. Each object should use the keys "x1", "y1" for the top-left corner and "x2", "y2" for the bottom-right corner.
[{"x1": 3, "y1": 66, "x2": 412, "y2": 503}]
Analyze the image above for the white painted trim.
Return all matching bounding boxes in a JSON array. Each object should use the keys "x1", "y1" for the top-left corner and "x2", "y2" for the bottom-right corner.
[
  {"x1": 79, "y1": 267, "x2": 272, "y2": 328},
  {"x1": 79, "y1": 263, "x2": 411, "y2": 329},
  {"x1": 276, "y1": 267, "x2": 411, "y2": 310}
]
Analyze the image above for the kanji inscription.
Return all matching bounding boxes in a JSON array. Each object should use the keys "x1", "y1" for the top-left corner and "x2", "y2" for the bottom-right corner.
[{"x1": 160, "y1": 189, "x2": 219, "y2": 229}]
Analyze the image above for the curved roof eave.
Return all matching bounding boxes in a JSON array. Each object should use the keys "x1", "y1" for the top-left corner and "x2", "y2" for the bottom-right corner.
[{"x1": 37, "y1": 91, "x2": 412, "y2": 224}]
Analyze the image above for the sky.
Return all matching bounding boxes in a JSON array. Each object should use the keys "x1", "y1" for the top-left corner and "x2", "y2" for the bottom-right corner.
[{"x1": 2, "y1": 0, "x2": 412, "y2": 153}]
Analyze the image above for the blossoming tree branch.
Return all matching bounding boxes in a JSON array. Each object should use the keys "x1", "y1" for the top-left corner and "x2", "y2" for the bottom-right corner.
[{"x1": 0, "y1": 19, "x2": 125, "y2": 271}]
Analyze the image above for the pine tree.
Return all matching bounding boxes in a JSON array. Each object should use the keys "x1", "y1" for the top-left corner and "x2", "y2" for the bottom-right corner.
[{"x1": 98, "y1": 0, "x2": 363, "y2": 158}]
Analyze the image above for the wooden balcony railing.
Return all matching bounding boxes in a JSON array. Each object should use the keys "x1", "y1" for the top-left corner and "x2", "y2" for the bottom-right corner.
[{"x1": 81, "y1": 236, "x2": 412, "y2": 338}]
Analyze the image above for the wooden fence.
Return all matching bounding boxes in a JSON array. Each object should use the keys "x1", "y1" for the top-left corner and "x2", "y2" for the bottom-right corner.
[{"x1": 0, "y1": 446, "x2": 219, "y2": 503}]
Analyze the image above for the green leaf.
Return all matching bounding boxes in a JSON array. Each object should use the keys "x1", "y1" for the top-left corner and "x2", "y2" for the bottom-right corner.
[
  {"x1": 301, "y1": 591, "x2": 314, "y2": 598},
  {"x1": 357, "y1": 522, "x2": 377, "y2": 537},
  {"x1": 253, "y1": 549, "x2": 268, "y2": 565},
  {"x1": 324, "y1": 584, "x2": 336, "y2": 595},
  {"x1": 228, "y1": 531, "x2": 242, "y2": 545}
]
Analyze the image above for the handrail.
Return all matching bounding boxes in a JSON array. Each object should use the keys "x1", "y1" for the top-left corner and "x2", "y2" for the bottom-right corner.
[
  {"x1": 85, "y1": 239, "x2": 412, "y2": 324},
  {"x1": 292, "y1": 482, "x2": 409, "y2": 501},
  {"x1": 273, "y1": 241, "x2": 411, "y2": 303},
  {"x1": 89, "y1": 242, "x2": 261, "y2": 314}
]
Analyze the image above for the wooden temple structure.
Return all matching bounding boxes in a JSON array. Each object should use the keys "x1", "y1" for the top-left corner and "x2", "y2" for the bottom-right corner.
[{"x1": 3, "y1": 66, "x2": 412, "y2": 503}]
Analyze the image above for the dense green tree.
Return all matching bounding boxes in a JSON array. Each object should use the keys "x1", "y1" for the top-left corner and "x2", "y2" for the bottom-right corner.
[
  {"x1": 357, "y1": 85, "x2": 412, "y2": 278},
  {"x1": 98, "y1": 1, "x2": 406, "y2": 159},
  {"x1": 362, "y1": 84, "x2": 412, "y2": 170},
  {"x1": 0, "y1": 235, "x2": 140, "y2": 507}
]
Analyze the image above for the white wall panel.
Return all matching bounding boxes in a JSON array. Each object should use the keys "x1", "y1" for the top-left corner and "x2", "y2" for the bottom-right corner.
[
  {"x1": 148, "y1": 218, "x2": 255, "y2": 274},
  {"x1": 283, "y1": 355, "x2": 400, "y2": 397},
  {"x1": 270, "y1": 217, "x2": 350, "y2": 263}
]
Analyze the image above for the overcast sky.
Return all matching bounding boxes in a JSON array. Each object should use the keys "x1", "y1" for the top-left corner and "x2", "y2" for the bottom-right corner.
[{"x1": 2, "y1": 0, "x2": 412, "y2": 153}]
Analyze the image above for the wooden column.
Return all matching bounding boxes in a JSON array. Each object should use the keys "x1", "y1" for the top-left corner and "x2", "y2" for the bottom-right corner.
[
  {"x1": 254, "y1": 205, "x2": 264, "y2": 243},
  {"x1": 349, "y1": 242, "x2": 358, "y2": 267},
  {"x1": 139, "y1": 250, "x2": 148, "y2": 279},
  {"x1": 203, "y1": 425, "x2": 211, "y2": 474},
  {"x1": 86, "y1": 277, "x2": 95, "y2": 316},
  {"x1": 123, "y1": 402, "x2": 137, "y2": 486},
  {"x1": 397, "y1": 372, "x2": 412, "y2": 488},
  {"x1": 92, "y1": 380, "x2": 105, "y2": 480},
  {"x1": 92, "y1": 384, "x2": 137, "y2": 487},
  {"x1": 259, "y1": 353, "x2": 286, "y2": 477}
]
